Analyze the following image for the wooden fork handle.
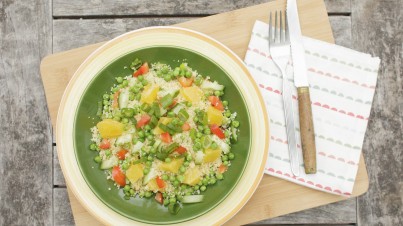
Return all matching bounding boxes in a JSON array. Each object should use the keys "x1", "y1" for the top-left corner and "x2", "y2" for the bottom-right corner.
[{"x1": 297, "y1": 87, "x2": 317, "y2": 174}]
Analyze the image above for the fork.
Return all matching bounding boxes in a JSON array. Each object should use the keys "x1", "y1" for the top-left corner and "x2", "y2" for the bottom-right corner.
[{"x1": 268, "y1": 11, "x2": 300, "y2": 176}]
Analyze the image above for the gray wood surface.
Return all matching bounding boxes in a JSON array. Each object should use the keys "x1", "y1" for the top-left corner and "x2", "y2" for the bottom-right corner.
[
  {"x1": 0, "y1": 0, "x2": 53, "y2": 225},
  {"x1": 351, "y1": 0, "x2": 403, "y2": 225},
  {"x1": 53, "y1": 188, "x2": 74, "y2": 226},
  {"x1": 52, "y1": 0, "x2": 349, "y2": 17},
  {"x1": 1, "y1": 0, "x2": 402, "y2": 225}
]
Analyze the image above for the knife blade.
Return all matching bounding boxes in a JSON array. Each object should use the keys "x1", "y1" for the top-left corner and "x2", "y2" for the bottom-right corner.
[{"x1": 287, "y1": 0, "x2": 317, "y2": 174}]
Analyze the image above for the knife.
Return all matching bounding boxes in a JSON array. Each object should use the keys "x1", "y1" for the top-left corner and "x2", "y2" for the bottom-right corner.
[{"x1": 287, "y1": 0, "x2": 317, "y2": 174}]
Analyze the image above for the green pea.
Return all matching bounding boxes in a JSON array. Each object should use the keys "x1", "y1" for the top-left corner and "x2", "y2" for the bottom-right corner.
[
  {"x1": 200, "y1": 186, "x2": 207, "y2": 191},
  {"x1": 122, "y1": 163, "x2": 129, "y2": 170},
  {"x1": 204, "y1": 128, "x2": 211, "y2": 135},
  {"x1": 113, "y1": 116, "x2": 121, "y2": 122},
  {"x1": 222, "y1": 155, "x2": 228, "y2": 161},
  {"x1": 116, "y1": 77, "x2": 123, "y2": 83},
  {"x1": 232, "y1": 121, "x2": 240, "y2": 128},
  {"x1": 186, "y1": 155, "x2": 192, "y2": 161},
  {"x1": 122, "y1": 118, "x2": 129, "y2": 124},
  {"x1": 143, "y1": 168, "x2": 150, "y2": 174},
  {"x1": 194, "y1": 185, "x2": 200, "y2": 190},
  {"x1": 183, "y1": 162, "x2": 189, "y2": 167},
  {"x1": 225, "y1": 111, "x2": 231, "y2": 117},
  {"x1": 214, "y1": 90, "x2": 221, "y2": 96},
  {"x1": 135, "y1": 93, "x2": 141, "y2": 101},
  {"x1": 103, "y1": 100, "x2": 109, "y2": 106},
  {"x1": 222, "y1": 100, "x2": 228, "y2": 106},
  {"x1": 197, "y1": 125, "x2": 204, "y2": 131},
  {"x1": 186, "y1": 102, "x2": 192, "y2": 107},
  {"x1": 162, "y1": 174, "x2": 168, "y2": 181},
  {"x1": 94, "y1": 156, "x2": 102, "y2": 163},
  {"x1": 169, "y1": 175, "x2": 176, "y2": 182},
  {"x1": 194, "y1": 142, "x2": 201, "y2": 149},
  {"x1": 180, "y1": 184, "x2": 187, "y2": 190},
  {"x1": 124, "y1": 195, "x2": 130, "y2": 200},
  {"x1": 193, "y1": 117, "x2": 199, "y2": 123},
  {"x1": 145, "y1": 191, "x2": 152, "y2": 198},
  {"x1": 144, "y1": 125, "x2": 151, "y2": 131},
  {"x1": 105, "y1": 150, "x2": 111, "y2": 156},
  {"x1": 180, "y1": 166, "x2": 186, "y2": 173},
  {"x1": 177, "y1": 175, "x2": 184, "y2": 182},
  {"x1": 165, "y1": 158, "x2": 171, "y2": 163},
  {"x1": 185, "y1": 71, "x2": 192, "y2": 78},
  {"x1": 195, "y1": 77, "x2": 203, "y2": 86},
  {"x1": 173, "y1": 69, "x2": 180, "y2": 77},
  {"x1": 228, "y1": 152, "x2": 235, "y2": 160},
  {"x1": 169, "y1": 197, "x2": 176, "y2": 204},
  {"x1": 150, "y1": 148, "x2": 156, "y2": 154},
  {"x1": 146, "y1": 161, "x2": 152, "y2": 166},
  {"x1": 202, "y1": 178, "x2": 209, "y2": 185},
  {"x1": 223, "y1": 161, "x2": 229, "y2": 166},
  {"x1": 210, "y1": 178, "x2": 217, "y2": 185},
  {"x1": 147, "y1": 134, "x2": 153, "y2": 140},
  {"x1": 103, "y1": 94, "x2": 110, "y2": 100},
  {"x1": 138, "y1": 75, "x2": 144, "y2": 81},
  {"x1": 122, "y1": 80, "x2": 129, "y2": 87},
  {"x1": 130, "y1": 189, "x2": 135, "y2": 195},
  {"x1": 123, "y1": 185, "x2": 130, "y2": 191},
  {"x1": 141, "y1": 79, "x2": 148, "y2": 86},
  {"x1": 210, "y1": 142, "x2": 218, "y2": 149},
  {"x1": 163, "y1": 199, "x2": 170, "y2": 206},
  {"x1": 139, "y1": 191, "x2": 145, "y2": 197},
  {"x1": 164, "y1": 74, "x2": 172, "y2": 81},
  {"x1": 129, "y1": 92, "x2": 135, "y2": 101},
  {"x1": 138, "y1": 131, "x2": 145, "y2": 138},
  {"x1": 196, "y1": 132, "x2": 203, "y2": 138},
  {"x1": 198, "y1": 181, "x2": 203, "y2": 186},
  {"x1": 89, "y1": 143, "x2": 97, "y2": 151},
  {"x1": 173, "y1": 180, "x2": 180, "y2": 187}
]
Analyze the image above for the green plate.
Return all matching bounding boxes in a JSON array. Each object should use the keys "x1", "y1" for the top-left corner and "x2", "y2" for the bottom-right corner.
[{"x1": 74, "y1": 47, "x2": 251, "y2": 224}]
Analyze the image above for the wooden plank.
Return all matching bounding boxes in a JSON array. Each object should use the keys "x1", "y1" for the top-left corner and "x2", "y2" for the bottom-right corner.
[
  {"x1": 351, "y1": 0, "x2": 403, "y2": 225},
  {"x1": 324, "y1": 0, "x2": 351, "y2": 13},
  {"x1": 53, "y1": 188, "x2": 75, "y2": 226},
  {"x1": 251, "y1": 198, "x2": 356, "y2": 224},
  {"x1": 52, "y1": 0, "x2": 349, "y2": 16},
  {"x1": 41, "y1": 0, "x2": 369, "y2": 225},
  {"x1": 0, "y1": 0, "x2": 53, "y2": 225},
  {"x1": 54, "y1": 146, "x2": 66, "y2": 186},
  {"x1": 53, "y1": 18, "x2": 193, "y2": 53},
  {"x1": 329, "y1": 16, "x2": 352, "y2": 48}
]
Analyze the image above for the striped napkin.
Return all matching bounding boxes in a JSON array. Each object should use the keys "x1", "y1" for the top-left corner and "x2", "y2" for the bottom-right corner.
[{"x1": 245, "y1": 21, "x2": 380, "y2": 196}]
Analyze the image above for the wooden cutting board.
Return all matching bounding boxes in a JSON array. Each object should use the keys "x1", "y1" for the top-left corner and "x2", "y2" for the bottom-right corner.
[{"x1": 40, "y1": 0, "x2": 369, "y2": 225}]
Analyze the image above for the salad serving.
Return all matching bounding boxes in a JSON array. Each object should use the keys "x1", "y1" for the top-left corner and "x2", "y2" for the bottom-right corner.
[{"x1": 88, "y1": 58, "x2": 240, "y2": 214}]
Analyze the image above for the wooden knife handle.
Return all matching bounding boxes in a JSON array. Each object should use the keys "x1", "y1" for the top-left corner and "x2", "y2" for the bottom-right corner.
[{"x1": 297, "y1": 87, "x2": 317, "y2": 174}]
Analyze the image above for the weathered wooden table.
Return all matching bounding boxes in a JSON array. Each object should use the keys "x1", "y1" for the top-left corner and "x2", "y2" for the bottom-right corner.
[{"x1": 0, "y1": 0, "x2": 401, "y2": 225}]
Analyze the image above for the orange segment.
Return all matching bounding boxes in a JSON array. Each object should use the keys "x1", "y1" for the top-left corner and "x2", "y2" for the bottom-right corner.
[
  {"x1": 183, "y1": 167, "x2": 202, "y2": 186},
  {"x1": 180, "y1": 87, "x2": 203, "y2": 103},
  {"x1": 140, "y1": 84, "x2": 159, "y2": 104},
  {"x1": 203, "y1": 148, "x2": 221, "y2": 163},
  {"x1": 207, "y1": 106, "x2": 223, "y2": 126},
  {"x1": 96, "y1": 119, "x2": 124, "y2": 138},
  {"x1": 126, "y1": 164, "x2": 144, "y2": 184}
]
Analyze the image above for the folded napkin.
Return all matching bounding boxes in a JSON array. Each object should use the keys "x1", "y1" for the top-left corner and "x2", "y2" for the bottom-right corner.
[{"x1": 245, "y1": 21, "x2": 380, "y2": 196}]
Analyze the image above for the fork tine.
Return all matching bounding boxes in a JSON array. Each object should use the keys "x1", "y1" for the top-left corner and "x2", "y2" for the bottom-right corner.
[
  {"x1": 274, "y1": 11, "x2": 278, "y2": 43},
  {"x1": 285, "y1": 11, "x2": 289, "y2": 42},
  {"x1": 280, "y1": 11, "x2": 283, "y2": 43},
  {"x1": 268, "y1": 12, "x2": 272, "y2": 42}
]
